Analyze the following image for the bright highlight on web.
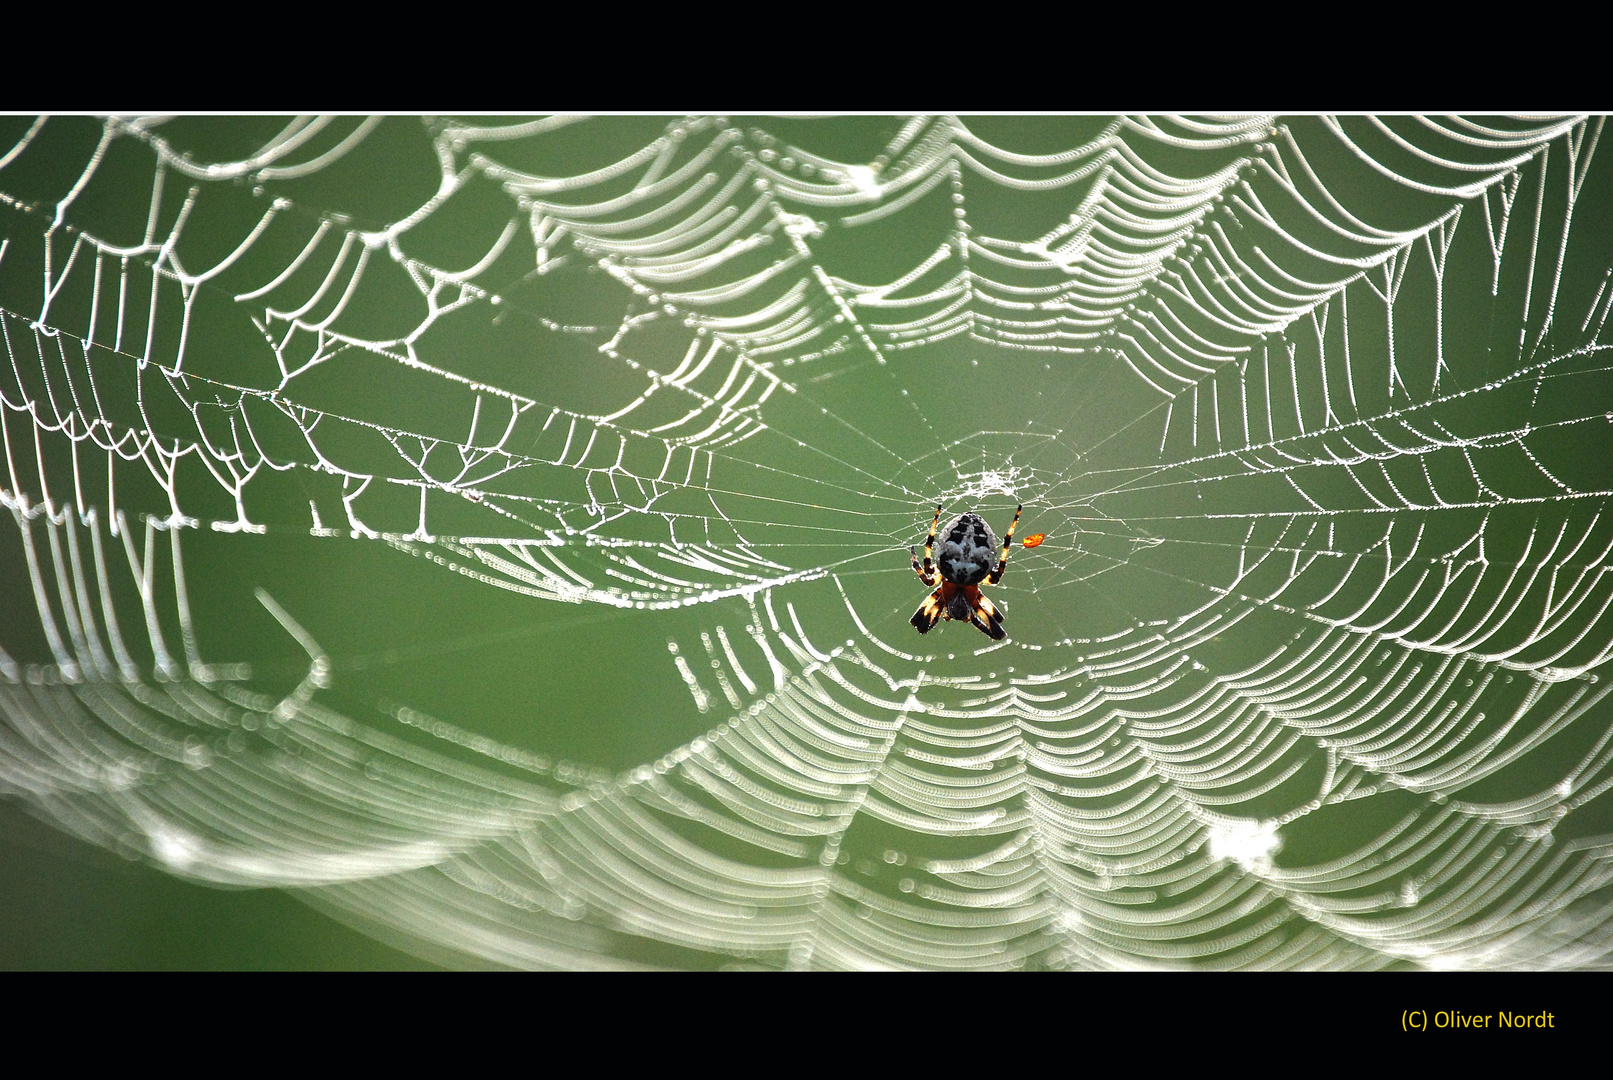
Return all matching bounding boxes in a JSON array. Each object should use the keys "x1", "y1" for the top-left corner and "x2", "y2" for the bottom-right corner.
[{"x1": 2, "y1": 115, "x2": 1612, "y2": 969}]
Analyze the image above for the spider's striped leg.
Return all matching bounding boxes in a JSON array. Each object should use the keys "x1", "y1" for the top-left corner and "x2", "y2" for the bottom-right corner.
[
  {"x1": 986, "y1": 504, "x2": 1022, "y2": 584},
  {"x1": 911, "y1": 585, "x2": 947, "y2": 633},
  {"x1": 914, "y1": 503, "x2": 942, "y2": 583},
  {"x1": 910, "y1": 546, "x2": 937, "y2": 586},
  {"x1": 970, "y1": 589, "x2": 1006, "y2": 639}
]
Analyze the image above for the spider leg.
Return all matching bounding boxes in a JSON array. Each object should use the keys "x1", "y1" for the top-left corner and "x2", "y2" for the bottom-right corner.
[
  {"x1": 970, "y1": 588, "x2": 1006, "y2": 640},
  {"x1": 914, "y1": 503, "x2": 942, "y2": 583},
  {"x1": 910, "y1": 546, "x2": 937, "y2": 586},
  {"x1": 910, "y1": 584, "x2": 947, "y2": 634},
  {"x1": 986, "y1": 504, "x2": 1022, "y2": 585}
]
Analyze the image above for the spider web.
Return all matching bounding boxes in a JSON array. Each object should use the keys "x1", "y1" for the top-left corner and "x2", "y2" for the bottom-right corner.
[{"x1": 3, "y1": 114, "x2": 1613, "y2": 969}]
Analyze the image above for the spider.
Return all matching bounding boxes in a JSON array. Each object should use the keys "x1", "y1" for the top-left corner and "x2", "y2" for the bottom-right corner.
[{"x1": 909, "y1": 503, "x2": 1022, "y2": 640}]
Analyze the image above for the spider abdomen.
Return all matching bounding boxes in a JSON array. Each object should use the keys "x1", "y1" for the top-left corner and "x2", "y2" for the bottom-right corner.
[{"x1": 935, "y1": 512, "x2": 997, "y2": 586}]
